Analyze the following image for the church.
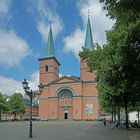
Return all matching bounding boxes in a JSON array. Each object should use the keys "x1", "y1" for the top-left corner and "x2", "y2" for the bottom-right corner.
[{"x1": 39, "y1": 16, "x2": 100, "y2": 120}]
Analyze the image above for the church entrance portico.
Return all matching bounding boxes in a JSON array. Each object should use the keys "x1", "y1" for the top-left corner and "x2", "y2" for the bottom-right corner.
[{"x1": 57, "y1": 88, "x2": 73, "y2": 120}]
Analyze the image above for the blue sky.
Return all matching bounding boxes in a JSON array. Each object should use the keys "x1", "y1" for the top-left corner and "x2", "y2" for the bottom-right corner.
[{"x1": 0, "y1": 0, "x2": 114, "y2": 95}]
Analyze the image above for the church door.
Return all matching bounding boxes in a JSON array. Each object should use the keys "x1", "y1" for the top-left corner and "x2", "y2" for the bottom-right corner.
[{"x1": 64, "y1": 109, "x2": 68, "y2": 119}]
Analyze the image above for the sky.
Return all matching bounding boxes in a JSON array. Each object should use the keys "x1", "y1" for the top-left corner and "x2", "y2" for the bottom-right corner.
[{"x1": 0, "y1": 0, "x2": 114, "y2": 95}]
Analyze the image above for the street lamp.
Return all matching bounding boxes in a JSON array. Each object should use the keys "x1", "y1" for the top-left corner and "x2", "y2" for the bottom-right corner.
[{"x1": 22, "y1": 79, "x2": 44, "y2": 138}]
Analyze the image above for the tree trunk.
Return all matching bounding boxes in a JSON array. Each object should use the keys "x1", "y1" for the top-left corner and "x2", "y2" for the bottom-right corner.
[
  {"x1": 14, "y1": 113, "x2": 17, "y2": 120},
  {"x1": 114, "y1": 111, "x2": 116, "y2": 122},
  {"x1": 124, "y1": 98, "x2": 129, "y2": 129},
  {"x1": 0, "y1": 111, "x2": 1, "y2": 121},
  {"x1": 117, "y1": 107, "x2": 120, "y2": 123},
  {"x1": 111, "y1": 111, "x2": 113, "y2": 122},
  {"x1": 138, "y1": 110, "x2": 140, "y2": 123}
]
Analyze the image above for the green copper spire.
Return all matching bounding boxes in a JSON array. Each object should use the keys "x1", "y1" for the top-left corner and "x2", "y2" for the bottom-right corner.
[
  {"x1": 84, "y1": 16, "x2": 94, "y2": 50},
  {"x1": 46, "y1": 26, "x2": 55, "y2": 57}
]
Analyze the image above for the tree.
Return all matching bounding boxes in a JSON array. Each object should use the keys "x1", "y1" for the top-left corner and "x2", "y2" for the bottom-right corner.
[
  {"x1": 0, "y1": 93, "x2": 7, "y2": 120},
  {"x1": 9, "y1": 93, "x2": 25, "y2": 120},
  {"x1": 101, "y1": 0, "x2": 140, "y2": 128},
  {"x1": 80, "y1": 0, "x2": 140, "y2": 128}
]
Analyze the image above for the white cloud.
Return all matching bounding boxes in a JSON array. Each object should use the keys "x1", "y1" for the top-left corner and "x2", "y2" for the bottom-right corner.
[
  {"x1": 59, "y1": 73, "x2": 63, "y2": 78},
  {"x1": 28, "y1": 71, "x2": 39, "y2": 91},
  {"x1": 28, "y1": 0, "x2": 63, "y2": 43},
  {"x1": 63, "y1": 28, "x2": 84, "y2": 59},
  {"x1": 0, "y1": 76, "x2": 24, "y2": 95},
  {"x1": 0, "y1": 71, "x2": 39, "y2": 96},
  {"x1": 0, "y1": 0, "x2": 12, "y2": 27},
  {"x1": 0, "y1": 71, "x2": 65, "y2": 95},
  {"x1": 0, "y1": 1, "x2": 30, "y2": 68},
  {"x1": 63, "y1": 0, "x2": 114, "y2": 58},
  {"x1": 37, "y1": 21, "x2": 50, "y2": 43},
  {"x1": 0, "y1": 0, "x2": 11, "y2": 14},
  {"x1": 79, "y1": 0, "x2": 114, "y2": 44},
  {"x1": 0, "y1": 30, "x2": 30, "y2": 68}
]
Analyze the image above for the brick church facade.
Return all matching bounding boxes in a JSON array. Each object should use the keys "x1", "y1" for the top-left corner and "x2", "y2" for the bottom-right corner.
[{"x1": 39, "y1": 16, "x2": 100, "y2": 120}]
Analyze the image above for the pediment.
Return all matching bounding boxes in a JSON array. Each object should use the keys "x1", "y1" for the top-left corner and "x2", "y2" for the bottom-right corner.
[{"x1": 48, "y1": 76, "x2": 81, "y2": 85}]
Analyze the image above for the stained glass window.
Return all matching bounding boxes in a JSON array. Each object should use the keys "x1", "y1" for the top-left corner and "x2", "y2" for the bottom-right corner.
[{"x1": 58, "y1": 89, "x2": 73, "y2": 98}]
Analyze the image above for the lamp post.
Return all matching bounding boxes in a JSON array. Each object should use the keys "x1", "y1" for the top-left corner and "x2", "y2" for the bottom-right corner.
[{"x1": 22, "y1": 79, "x2": 44, "y2": 138}]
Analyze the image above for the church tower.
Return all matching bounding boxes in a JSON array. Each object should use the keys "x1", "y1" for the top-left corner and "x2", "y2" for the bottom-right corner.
[
  {"x1": 80, "y1": 16, "x2": 96, "y2": 81},
  {"x1": 39, "y1": 27, "x2": 60, "y2": 84}
]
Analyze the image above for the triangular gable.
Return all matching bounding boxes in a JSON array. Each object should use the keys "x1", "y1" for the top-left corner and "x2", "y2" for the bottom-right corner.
[{"x1": 48, "y1": 76, "x2": 81, "y2": 85}]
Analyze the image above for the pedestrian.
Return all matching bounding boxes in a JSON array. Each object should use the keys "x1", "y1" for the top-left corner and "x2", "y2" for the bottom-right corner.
[
  {"x1": 103, "y1": 118, "x2": 106, "y2": 126},
  {"x1": 133, "y1": 120, "x2": 139, "y2": 128}
]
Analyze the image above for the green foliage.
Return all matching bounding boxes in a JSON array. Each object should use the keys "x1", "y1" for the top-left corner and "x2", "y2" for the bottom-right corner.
[
  {"x1": 0, "y1": 92, "x2": 25, "y2": 120},
  {"x1": 0, "y1": 93, "x2": 7, "y2": 112},
  {"x1": 100, "y1": 0, "x2": 140, "y2": 23},
  {"x1": 79, "y1": 0, "x2": 140, "y2": 117},
  {"x1": 0, "y1": 93, "x2": 9, "y2": 120},
  {"x1": 8, "y1": 93, "x2": 25, "y2": 118}
]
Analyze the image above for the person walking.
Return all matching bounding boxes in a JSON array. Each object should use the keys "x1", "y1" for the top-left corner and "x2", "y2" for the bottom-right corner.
[{"x1": 103, "y1": 118, "x2": 106, "y2": 126}]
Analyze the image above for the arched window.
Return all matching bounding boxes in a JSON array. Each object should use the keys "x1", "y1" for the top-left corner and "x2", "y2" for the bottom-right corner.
[{"x1": 57, "y1": 89, "x2": 73, "y2": 99}]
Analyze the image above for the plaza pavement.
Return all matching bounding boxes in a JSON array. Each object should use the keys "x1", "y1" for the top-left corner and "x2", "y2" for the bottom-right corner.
[{"x1": 0, "y1": 121, "x2": 139, "y2": 140}]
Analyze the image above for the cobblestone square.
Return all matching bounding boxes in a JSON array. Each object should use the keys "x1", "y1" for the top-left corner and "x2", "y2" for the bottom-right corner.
[{"x1": 0, "y1": 121, "x2": 140, "y2": 140}]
